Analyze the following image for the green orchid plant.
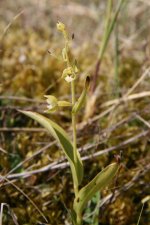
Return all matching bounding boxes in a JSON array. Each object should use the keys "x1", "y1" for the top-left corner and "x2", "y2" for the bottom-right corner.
[{"x1": 20, "y1": 22, "x2": 119, "y2": 225}]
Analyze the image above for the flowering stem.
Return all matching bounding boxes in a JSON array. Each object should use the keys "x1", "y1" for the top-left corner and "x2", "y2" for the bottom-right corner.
[
  {"x1": 63, "y1": 27, "x2": 79, "y2": 196},
  {"x1": 71, "y1": 80, "x2": 78, "y2": 196},
  {"x1": 76, "y1": 214, "x2": 82, "y2": 225}
]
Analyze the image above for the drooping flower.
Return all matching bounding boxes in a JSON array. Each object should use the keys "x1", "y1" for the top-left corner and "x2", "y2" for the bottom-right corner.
[
  {"x1": 44, "y1": 95, "x2": 71, "y2": 113},
  {"x1": 44, "y1": 95, "x2": 58, "y2": 112},
  {"x1": 62, "y1": 67, "x2": 76, "y2": 83}
]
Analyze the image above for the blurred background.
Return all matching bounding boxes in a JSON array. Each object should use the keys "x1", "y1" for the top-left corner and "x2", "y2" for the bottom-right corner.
[{"x1": 0, "y1": 0, "x2": 150, "y2": 224}]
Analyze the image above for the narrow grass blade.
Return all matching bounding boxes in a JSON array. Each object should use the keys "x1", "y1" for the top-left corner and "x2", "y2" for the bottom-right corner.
[
  {"x1": 92, "y1": 192, "x2": 100, "y2": 225},
  {"x1": 98, "y1": 0, "x2": 126, "y2": 61},
  {"x1": 0, "y1": 176, "x2": 47, "y2": 223},
  {"x1": 136, "y1": 204, "x2": 144, "y2": 225},
  {"x1": 83, "y1": 192, "x2": 100, "y2": 225},
  {"x1": 114, "y1": 23, "x2": 120, "y2": 97},
  {"x1": 0, "y1": 203, "x2": 19, "y2": 225}
]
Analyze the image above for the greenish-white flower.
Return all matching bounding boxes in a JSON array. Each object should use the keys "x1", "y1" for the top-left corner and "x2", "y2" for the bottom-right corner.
[
  {"x1": 44, "y1": 95, "x2": 71, "y2": 113},
  {"x1": 44, "y1": 95, "x2": 58, "y2": 112},
  {"x1": 62, "y1": 67, "x2": 76, "y2": 83}
]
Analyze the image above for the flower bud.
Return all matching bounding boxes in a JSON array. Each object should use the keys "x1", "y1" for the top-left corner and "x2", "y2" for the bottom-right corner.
[
  {"x1": 56, "y1": 22, "x2": 66, "y2": 32},
  {"x1": 62, "y1": 48, "x2": 67, "y2": 62},
  {"x1": 85, "y1": 76, "x2": 90, "y2": 89}
]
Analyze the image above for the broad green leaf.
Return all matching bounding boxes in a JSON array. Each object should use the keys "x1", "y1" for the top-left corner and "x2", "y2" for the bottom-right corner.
[
  {"x1": 73, "y1": 163, "x2": 119, "y2": 215},
  {"x1": 19, "y1": 110, "x2": 83, "y2": 186}
]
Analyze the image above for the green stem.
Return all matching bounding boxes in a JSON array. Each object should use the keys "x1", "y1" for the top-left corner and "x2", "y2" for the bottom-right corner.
[
  {"x1": 64, "y1": 35, "x2": 79, "y2": 196},
  {"x1": 76, "y1": 213, "x2": 82, "y2": 225},
  {"x1": 71, "y1": 80, "x2": 78, "y2": 196},
  {"x1": 64, "y1": 31, "x2": 80, "y2": 221}
]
